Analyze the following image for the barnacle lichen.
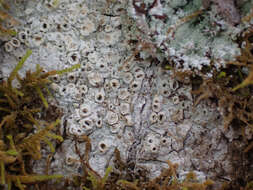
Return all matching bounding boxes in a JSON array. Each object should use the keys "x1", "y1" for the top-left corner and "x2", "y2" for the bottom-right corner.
[{"x1": 0, "y1": 0, "x2": 252, "y2": 189}]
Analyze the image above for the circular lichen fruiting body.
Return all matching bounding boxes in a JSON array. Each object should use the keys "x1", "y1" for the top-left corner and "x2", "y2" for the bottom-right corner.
[
  {"x1": 144, "y1": 134, "x2": 161, "y2": 154},
  {"x1": 118, "y1": 88, "x2": 130, "y2": 100},
  {"x1": 18, "y1": 31, "x2": 28, "y2": 43},
  {"x1": 149, "y1": 112, "x2": 158, "y2": 124},
  {"x1": 88, "y1": 72, "x2": 103, "y2": 87},
  {"x1": 65, "y1": 155, "x2": 77, "y2": 166},
  {"x1": 78, "y1": 84, "x2": 88, "y2": 95},
  {"x1": 95, "y1": 118, "x2": 103, "y2": 128},
  {"x1": 95, "y1": 90, "x2": 105, "y2": 103},
  {"x1": 110, "y1": 122, "x2": 123, "y2": 134},
  {"x1": 10, "y1": 37, "x2": 21, "y2": 48},
  {"x1": 157, "y1": 111, "x2": 166, "y2": 124},
  {"x1": 50, "y1": 74, "x2": 61, "y2": 83},
  {"x1": 172, "y1": 95, "x2": 180, "y2": 105},
  {"x1": 80, "y1": 118, "x2": 94, "y2": 134},
  {"x1": 122, "y1": 72, "x2": 134, "y2": 84},
  {"x1": 125, "y1": 114, "x2": 134, "y2": 126},
  {"x1": 67, "y1": 125, "x2": 84, "y2": 136},
  {"x1": 4, "y1": 42, "x2": 13, "y2": 52},
  {"x1": 106, "y1": 111, "x2": 119, "y2": 125},
  {"x1": 67, "y1": 72, "x2": 79, "y2": 83},
  {"x1": 120, "y1": 102, "x2": 130, "y2": 115},
  {"x1": 96, "y1": 60, "x2": 108, "y2": 72},
  {"x1": 79, "y1": 18, "x2": 96, "y2": 36},
  {"x1": 67, "y1": 51, "x2": 80, "y2": 65},
  {"x1": 98, "y1": 139, "x2": 112, "y2": 154},
  {"x1": 79, "y1": 104, "x2": 92, "y2": 118},
  {"x1": 129, "y1": 80, "x2": 142, "y2": 93},
  {"x1": 160, "y1": 136, "x2": 172, "y2": 147},
  {"x1": 110, "y1": 79, "x2": 120, "y2": 90}
]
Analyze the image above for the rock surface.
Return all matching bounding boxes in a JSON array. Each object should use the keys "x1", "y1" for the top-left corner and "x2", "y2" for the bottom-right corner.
[{"x1": 0, "y1": 0, "x2": 252, "y2": 187}]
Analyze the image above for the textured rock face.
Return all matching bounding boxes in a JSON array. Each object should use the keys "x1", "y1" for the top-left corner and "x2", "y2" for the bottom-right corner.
[{"x1": 0, "y1": 0, "x2": 252, "y2": 187}]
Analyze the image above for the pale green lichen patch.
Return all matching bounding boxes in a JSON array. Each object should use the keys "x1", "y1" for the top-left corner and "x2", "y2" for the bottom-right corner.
[{"x1": 127, "y1": 0, "x2": 253, "y2": 71}]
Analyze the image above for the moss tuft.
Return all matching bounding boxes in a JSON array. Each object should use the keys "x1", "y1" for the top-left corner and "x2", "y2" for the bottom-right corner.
[
  {"x1": 0, "y1": 0, "x2": 18, "y2": 36},
  {"x1": 0, "y1": 50, "x2": 80, "y2": 189}
]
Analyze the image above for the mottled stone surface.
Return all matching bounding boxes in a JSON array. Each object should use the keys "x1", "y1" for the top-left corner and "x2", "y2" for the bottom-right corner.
[{"x1": 0, "y1": 0, "x2": 252, "y2": 187}]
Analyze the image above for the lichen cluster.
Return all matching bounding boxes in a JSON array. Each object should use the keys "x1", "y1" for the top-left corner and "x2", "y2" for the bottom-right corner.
[{"x1": 0, "y1": 0, "x2": 252, "y2": 190}]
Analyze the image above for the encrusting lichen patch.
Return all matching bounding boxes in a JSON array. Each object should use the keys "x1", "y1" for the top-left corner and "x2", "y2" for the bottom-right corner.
[{"x1": 0, "y1": 0, "x2": 253, "y2": 189}]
